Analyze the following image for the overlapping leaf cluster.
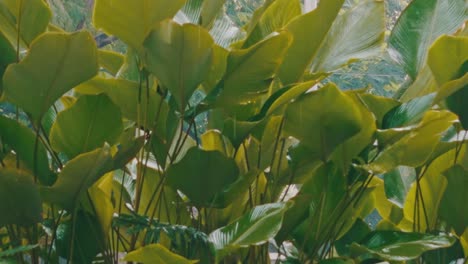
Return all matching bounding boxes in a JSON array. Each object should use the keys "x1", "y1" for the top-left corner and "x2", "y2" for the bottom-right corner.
[{"x1": 0, "y1": 0, "x2": 467, "y2": 263}]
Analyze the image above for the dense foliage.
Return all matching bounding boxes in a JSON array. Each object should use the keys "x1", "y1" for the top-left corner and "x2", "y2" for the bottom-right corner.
[{"x1": 0, "y1": 0, "x2": 467, "y2": 263}]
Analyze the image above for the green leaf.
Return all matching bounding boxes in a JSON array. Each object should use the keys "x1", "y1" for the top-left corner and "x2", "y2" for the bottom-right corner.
[
  {"x1": 75, "y1": 77, "x2": 166, "y2": 129},
  {"x1": 124, "y1": 244, "x2": 197, "y2": 264},
  {"x1": 0, "y1": 244, "x2": 39, "y2": 258},
  {"x1": 383, "y1": 93, "x2": 436, "y2": 128},
  {"x1": 0, "y1": 31, "x2": 15, "y2": 94},
  {"x1": 428, "y1": 35, "x2": 468, "y2": 85},
  {"x1": 319, "y1": 258, "x2": 355, "y2": 264},
  {"x1": 200, "y1": 0, "x2": 225, "y2": 28},
  {"x1": 50, "y1": 94, "x2": 123, "y2": 159},
  {"x1": 93, "y1": 0, "x2": 187, "y2": 49},
  {"x1": 50, "y1": 94, "x2": 123, "y2": 158},
  {"x1": 166, "y1": 147, "x2": 239, "y2": 207},
  {"x1": 330, "y1": 91, "x2": 377, "y2": 170},
  {"x1": 56, "y1": 210, "x2": 107, "y2": 263},
  {"x1": 98, "y1": 49, "x2": 125, "y2": 76},
  {"x1": 0, "y1": 116, "x2": 54, "y2": 185},
  {"x1": 0, "y1": 169, "x2": 42, "y2": 226},
  {"x1": 383, "y1": 166, "x2": 416, "y2": 208},
  {"x1": 439, "y1": 165, "x2": 468, "y2": 235},
  {"x1": 277, "y1": 0, "x2": 344, "y2": 84},
  {"x1": 402, "y1": 146, "x2": 465, "y2": 231},
  {"x1": 143, "y1": 20, "x2": 214, "y2": 110},
  {"x1": 309, "y1": 0, "x2": 385, "y2": 73},
  {"x1": 41, "y1": 145, "x2": 113, "y2": 210},
  {"x1": 1, "y1": 32, "x2": 98, "y2": 123},
  {"x1": 1, "y1": 0, "x2": 51, "y2": 46},
  {"x1": 209, "y1": 202, "x2": 292, "y2": 259},
  {"x1": 335, "y1": 219, "x2": 371, "y2": 256},
  {"x1": 216, "y1": 32, "x2": 292, "y2": 109},
  {"x1": 241, "y1": 0, "x2": 301, "y2": 48},
  {"x1": 368, "y1": 110, "x2": 458, "y2": 173},
  {"x1": 350, "y1": 231, "x2": 456, "y2": 261},
  {"x1": 359, "y1": 93, "x2": 400, "y2": 128},
  {"x1": 388, "y1": 0, "x2": 467, "y2": 79},
  {"x1": 283, "y1": 83, "x2": 362, "y2": 161}
]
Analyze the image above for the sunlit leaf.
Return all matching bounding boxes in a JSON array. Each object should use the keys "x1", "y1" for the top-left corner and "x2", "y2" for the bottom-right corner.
[
  {"x1": 93, "y1": 0, "x2": 187, "y2": 49},
  {"x1": 125, "y1": 244, "x2": 197, "y2": 264},
  {"x1": 1, "y1": 32, "x2": 98, "y2": 123}
]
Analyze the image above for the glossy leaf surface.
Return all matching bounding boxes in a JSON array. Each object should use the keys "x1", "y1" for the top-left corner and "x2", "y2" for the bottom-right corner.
[
  {"x1": 209, "y1": 202, "x2": 291, "y2": 259},
  {"x1": 388, "y1": 0, "x2": 466, "y2": 78}
]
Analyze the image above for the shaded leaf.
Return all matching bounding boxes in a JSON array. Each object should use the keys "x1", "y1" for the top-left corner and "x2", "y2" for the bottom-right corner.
[
  {"x1": 0, "y1": 115, "x2": 54, "y2": 185},
  {"x1": 0, "y1": 169, "x2": 42, "y2": 226},
  {"x1": 98, "y1": 49, "x2": 125, "y2": 75},
  {"x1": 41, "y1": 145, "x2": 113, "y2": 210},
  {"x1": 166, "y1": 147, "x2": 239, "y2": 207},
  {"x1": 439, "y1": 165, "x2": 468, "y2": 234},
  {"x1": 50, "y1": 94, "x2": 123, "y2": 158}
]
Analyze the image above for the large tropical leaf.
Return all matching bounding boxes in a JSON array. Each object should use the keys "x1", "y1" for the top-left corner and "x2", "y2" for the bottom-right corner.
[
  {"x1": 350, "y1": 231, "x2": 456, "y2": 261},
  {"x1": 166, "y1": 147, "x2": 239, "y2": 207},
  {"x1": 388, "y1": 0, "x2": 466, "y2": 79},
  {"x1": 215, "y1": 31, "x2": 292, "y2": 107},
  {"x1": 368, "y1": 110, "x2": 458, "y2": 173},
  {"x1": 50, "y1": 94, "x2": 123, "y2": 158},
  {"x1": 382, "y1": 93, "x2": 436, "y2": 128},
  {"x1": 383, "y1": 166, "x2": 416, "y2": 208},
  {"x1": 124, "y1": 244, "x2": 197, "y2": 264},
  {"x1": 1, "y1": 32, "x2": 98, "y2": 123},
  {"x1": 283, "y1": 83, "x2": 362, "y2": 161},
  {"x1": 0, "y1": 0, "x2": 51, "y2": 46},
  {"x1": 241, "y1": 0, "x2": 301, "y2": 48},
  {"x1": 0, "y1": 116, "x2": 54, "y2": 185},
  {"x1": 277, "y1": 0, "x2": 344, "y2": 85},
  {"x1": 427, "y1": 35, "x2": 468, "y2": 85},
  {"x1": 0, "y1": 169, "x2": 42, "y2": 226},
  {"x1": 309, "y1": 0, "x2": 385, "y2": 73},
  {"x1": 209, "y1": 202, "x2": 292, "y2": 260},
  {"x1": 41, "y1": 145, "x2": 113, "y2": 210},
  {"x1": 93, "y1": 0, "x2": 187, "y2": 49},
  {"x1": 143, "y1": 20, "x2": 214, "y2": 111},
  {"x1": 402, "y1": 146, "x2": 465, "y2": 231},
  {"x1": 439, "y1": 165, "x2": 468, "y2": 235},
  {"x1": 0, "y1": 31, "x2": 15, "y2": 94},
  {"x1": 74, "y1": 77, "x2": 166, "y2": 129}
]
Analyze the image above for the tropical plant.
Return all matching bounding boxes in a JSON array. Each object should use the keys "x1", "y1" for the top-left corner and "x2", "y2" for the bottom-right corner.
[{"x1": 0, "y1": 0, "x2": 467, "y2": 263}]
